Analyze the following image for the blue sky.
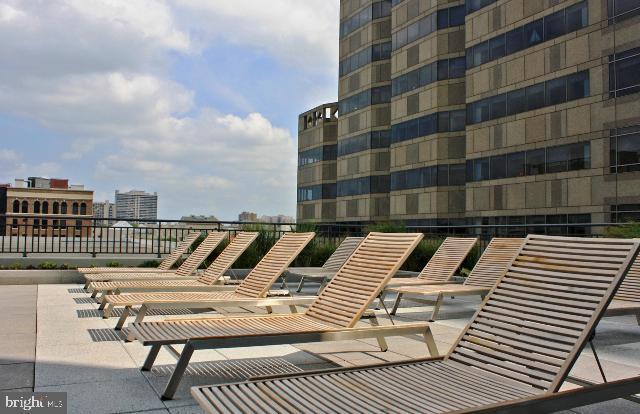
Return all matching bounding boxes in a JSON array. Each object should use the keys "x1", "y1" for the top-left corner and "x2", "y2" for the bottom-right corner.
[{"x1": 0, "y1": 0, "x2": 339, "y2": 220}]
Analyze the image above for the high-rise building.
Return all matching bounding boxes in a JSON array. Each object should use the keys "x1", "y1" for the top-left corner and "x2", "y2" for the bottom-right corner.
[
  {"x1": 115, "y1": 190, "x2": 158, "y2": 222},
  {"x1": 93, "y1": 200, "x2": 116, "y2": 225},
  {"x1": 297, "y1": 104, "x2": 339, "y2": 222},
  {"x1": 238, "y1": 211, "x2": 258, "y2": 222},
  {"x1": 0, "y1": 177, "x2": 93, "y2": 236},
  {"x1": 297, "y1": 0, "x2": 640, "y2": 232}
]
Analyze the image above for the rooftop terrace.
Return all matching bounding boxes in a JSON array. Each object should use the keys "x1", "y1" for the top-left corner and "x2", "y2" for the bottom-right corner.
[{"x1": 1, "y1": 281, "x2": 639, "y2": 414}]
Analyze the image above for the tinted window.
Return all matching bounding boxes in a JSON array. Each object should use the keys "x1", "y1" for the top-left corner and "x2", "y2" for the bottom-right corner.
[
  {"x1": 611, "y1": 126, "x2": 640, "y2": 173},
  {"x1": 491, "y1": 155, "x2": 507, "y2": 179},
  {"x1": 507, "y1": 152, "x2": 526, "y2": 177},
  {"x1": 505, "y1": 27, "x2": 524, "y2": 54},
  {"x1": 489, "y1": 35, "x2": 506, "y2": 60},
  {"x1": 449, "y1": 164, "x2": 466, "y2": 185},
  {"x1": 546, "y1": 77, "x2": 567, "y2": 105},
  {"x1": 545, "y1": 10, "x2": 566, "y2": 39},
  {"x1": 526, "y1": 149, "x2": 546, "y2": 175},
  {"x1": 507, "y1": 89, "x2": 526, "y2": 115},
  {"x1": 568, "y1": 71, "x2": 590, "y2": 100},
  {"x1": 474, "y1": 158, "x2": 490, "y2": 181},
  {"x1": 524, "y1": 20, "x2": 544, "y2": 47},
  {"x1": 526, "y1": 84, "x2": 545, "y2": 110},
  {"x1": 609, "y1": 47, "x2": 640, "y2": 98},
  {"x1": 567, "y1": 1, "x2": 589, "y2": 31}
]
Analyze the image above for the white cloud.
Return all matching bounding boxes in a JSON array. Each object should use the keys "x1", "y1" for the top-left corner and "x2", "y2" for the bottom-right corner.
[
  {"x1": 172, "y1": 0, "x2": 339, "y2": 70},
  {"x1": 0, "y1": 0, "x2": 332, "y2": 218}
]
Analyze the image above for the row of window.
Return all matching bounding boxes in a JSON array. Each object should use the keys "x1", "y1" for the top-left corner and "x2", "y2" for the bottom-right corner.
[
  {"x1": 337, "y1": 130, "x2": 390, "y2": 157},
  {"x1": 10, "y1": 219, "x2": 85, "y2": 230},
  {"x1": 466, "y1": 71, "x2": 590, "y2": 125},
  {"x1": 609, "y1": 46, "x2": 640, "y2": 98},
  {"x1": 391, "y1": 163, "x2": 466, "y2": 191},
  {"x1": 340, "y1": 0, "x2": 391, "y2": 39},
  {"x1": 297, "y1": 184, "x2": 337, "y2": 202},
  {"x1": 11, "y1": 200, "x2": 87, "y2": 215},
  {"x1": 339, "y1": 42, "x2": 392, "y2": 77},
  {"x1": 610, "y1": 124, "x2": 640, "y2": 173},
  {"x1": 466, "y1": 141, "x2": 591, "y2": 183},
  {"x1": 466, "y1": 0, "x2": 497, "y2": 14},
  {"x1": 339, "y1": 86, "x2": 391, "y2": 116},
  {"x1": 608, "y1": 0, "x2": 640, "y2": 23},
  {"x1": 611, "y1": 204, "x2": 640, "y2": 223},
  {"x1": 466, "y1": 1, "x2": 588, "y2": 69},
  {"x1": 391, "y1": 109, "x2": 466, "y2": 144},
  {"x1": 337, "y1": 175, "x2": 390, "y2": 197},
  {"x1": 391, "y1": 0, "x2": 405, "y2": 6},
  {"x1": 391, "y1": 57, "x2": 465, "y2": 96},
  {"x1": 392, "y1": 5, "x2": 465, "y2": 51},
  {"x1": 298, "y1": 145, "x2": 337, "y2": 167}
]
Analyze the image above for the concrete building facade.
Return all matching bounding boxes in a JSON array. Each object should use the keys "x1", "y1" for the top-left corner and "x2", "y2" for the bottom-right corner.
[
  {"x1": 93, "y1": 200, "x2": 116, "y2": 225},
  {"x1": 0, "y1": 178, "x2": 94, "y2": 236},
  {"x1": 115, "y1": 190, "x2": 158, "y2": 222},
  {"x1": 297, "y1": 0, "x2": 640, "y2": 232}
]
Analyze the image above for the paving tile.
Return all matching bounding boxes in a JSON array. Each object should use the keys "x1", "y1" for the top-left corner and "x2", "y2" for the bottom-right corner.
[
  {"x1": 570, "y1": 398, "x2": 640, "y2": 413},
  {"x1": 0, "y1": 363, "x2": 33, "y2": 390},
  {"x1": 0, "y1": 333, "x2": 36, "y2": 364},
  {"x1": 215, "y1": 344, "x2": 302, "y2": 360},
  {"x1": 167, "y1": 405, "x2": 204, "y2": 414},
  {"x1": 0, "y1": 315, "x2": 36, "y2": 334},
  {"x1": 36, "y1": 342, "x2": 139, "y2": 387},
  {"x1": 36, "y1": 377, "x2": 165, "y2": 414}
]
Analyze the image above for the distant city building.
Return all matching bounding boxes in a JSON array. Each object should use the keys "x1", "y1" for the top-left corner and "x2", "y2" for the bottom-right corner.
[
  {"x1": 93, "y1": 200, "x2": 116, "y2": 225},
  {"x1": 0, "y1": 177, "x2": 93, "y2": 236},
  {"x1": 115, "y1": 190, "x2": 158, "y2": 222},
  {"x1": 180, "y1": 215, "x2": 219, "y2": 222},
  {"x1": 238, "y1": 211, "x2": 258, "y2": 222},
  {"x1": 260, "y1": 215, "x2": 295, "y2": 224}
]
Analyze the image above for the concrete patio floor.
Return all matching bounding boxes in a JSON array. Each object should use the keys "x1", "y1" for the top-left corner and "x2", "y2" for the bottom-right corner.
[{"x1": 1, "y1": 283, "x2": 639, "y2": 414}]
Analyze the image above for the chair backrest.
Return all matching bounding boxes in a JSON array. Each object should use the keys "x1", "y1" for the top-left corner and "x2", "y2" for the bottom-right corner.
[
  {"x1": 447, "y1": 235, "x2": 640, "y2": 393},
  {"x1": 321, "y1": 237, "x2": 364, "y2": 271},
  {"x1": 464, "y1": 238, "x2": 524, "y2": 288},
  {"x1": 234, "y1": 233, "x2": 316, "y2": 298},
  {"x1": 157, "y1": 232, "x2": 201, "y2": 270},
  {"x1": 174, "y1": 232, "x2": 228, "y2": 276},
  {"x1": 417, "y1": 237, "x2": 478, "y2": 282},
  {"x1": 615, "y1": 253, "x2": 640, "y2": 302},
  {"x1": 197, "y1": 232, "x2": 259, "y2": 285},
  {"x1": 305, "y1": 232, "x2": 424, "y2": 328}
]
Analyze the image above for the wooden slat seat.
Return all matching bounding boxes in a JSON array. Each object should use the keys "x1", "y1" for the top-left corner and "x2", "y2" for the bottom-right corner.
[
  {"x1": 191, "y1": 235, "x2": 640, "y2": 413},
  {"x1": 605, "y1": 252, "x2": 640, "y2": 324},
  {"x1": 383, "y1": 238, "x2": 524, "y2": 319},
  {"x1": 84, "y1": 232, "x2": 227, "y2": 290},
  {"x1": 87, "y1": 232, "x2": 257, "y2": 301},
  {"x1": 79, "y1": 232, "x2": 200, "y2": 281},
  {"x1": 127, "y1": 232, "x2": 432, "y2": 399},
  {"x1": 99, "y1": 232, "x2": 314, "y2": 323},
  {"x1": 386, "y1": 237, "x2": 478, "y2": 288},
  {"x1": 285, "y1": 236, "x2": 364, "y2": 293}
]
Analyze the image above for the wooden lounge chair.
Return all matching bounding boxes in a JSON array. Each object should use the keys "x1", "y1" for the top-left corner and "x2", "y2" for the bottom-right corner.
[
  {"x1": 384, "y1": 238, "x2": 524, "y2": 319},
  {"x1": 606, "y1": 252, "x2": 640, "y2": 324},
  {"x1": 78, "y1": 232, "x2": 200, "y2": 278},
  {"x1": 92, "y1": 232, "x2": 311, "y2": 309},
  {"x1": 84, "y1": 231, "x2": 228, "y2": 291},
  {"x1": 386, "y1": 237, "x2": 478, "y2": 288},
  {"x1": 101, "y1": 232, "x2": 315, "y2": 327},
  {"x1": 190, "y1": 235, "x2": 640, "y2": 413},
  {"x1": 284, "y1": 236, "x2": 364, "y2": 293},
  {"x1": 127, "y1": 232, "x2": 436, "y2": 400}
]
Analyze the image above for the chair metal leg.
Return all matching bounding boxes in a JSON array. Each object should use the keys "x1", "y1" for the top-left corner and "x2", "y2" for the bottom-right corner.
[
  {"x1": 430, "y1": 294, "x2": 444, "y2": 322},
  {"x1": 423, "y1": 326, "x2": 439, "y2": 357},
  {"x1": 265, "y1": 306, "x2": 273, "y2": 314},
  {"x1": 636, "y1": 313, "x2": 640, "y2": 326},
  {"x1": 141, "y1": 344, "x2": 161, "y2": 371},
  {"x1": 377, "y1": 291, "x2": 387, "y2": 311},
  {"x1": 98, "y1": 295, "x2": 109, "y2": 310},
  {"x1": 115, "y1": 306, "x2": 131, "y2": 330},
  {"x1": 317, "y1": 278, "x2": 328, "y2": 294},
  {"x1": 90, "y1": 290, "x2": 98, "y2": 299},
  {"x1": 289, "y1": 305, "x2": 298, "y2": 313},
  {"x1": 391, "y1": 292, "x2": 403, "y2": 316},
  {"x1": 296, "y1": 277, "x2": 305, "y2": 293},
  {"x1": 83, "y1": 282, "x2": 90, "y2": 290},
  {"x1": 368, "y1": 315, "x2": 388, "y2": 352},
  {"x1": 162, "y1": 342, "x2": 195, "y2": 400},
  {"x1": 279, "y1": 276, "x2": 289, "y2": 290}
]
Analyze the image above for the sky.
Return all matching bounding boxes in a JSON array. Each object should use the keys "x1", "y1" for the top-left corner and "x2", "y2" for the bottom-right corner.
[{"x1": 0, "y1": 0, "x2": 339, "y2": 220}]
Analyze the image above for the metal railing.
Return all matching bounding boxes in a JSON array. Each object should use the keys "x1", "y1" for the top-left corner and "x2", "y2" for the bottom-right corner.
[{"x1": 0, "y1": 215, "x2": 629, "y2": 257}]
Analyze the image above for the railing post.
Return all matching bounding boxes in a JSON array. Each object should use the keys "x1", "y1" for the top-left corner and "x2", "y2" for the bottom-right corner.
[
  {"x1": 157, "y1": 221, "x2": 162, "y2": 259},
  {"x1": 22, "y1": 223, "x2": 28, "y2": 257}
]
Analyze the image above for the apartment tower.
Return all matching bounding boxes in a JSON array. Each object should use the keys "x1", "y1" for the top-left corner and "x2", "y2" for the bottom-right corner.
[{"x1": 297, "y1": 0, "x2": 640, "y2": 231}]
